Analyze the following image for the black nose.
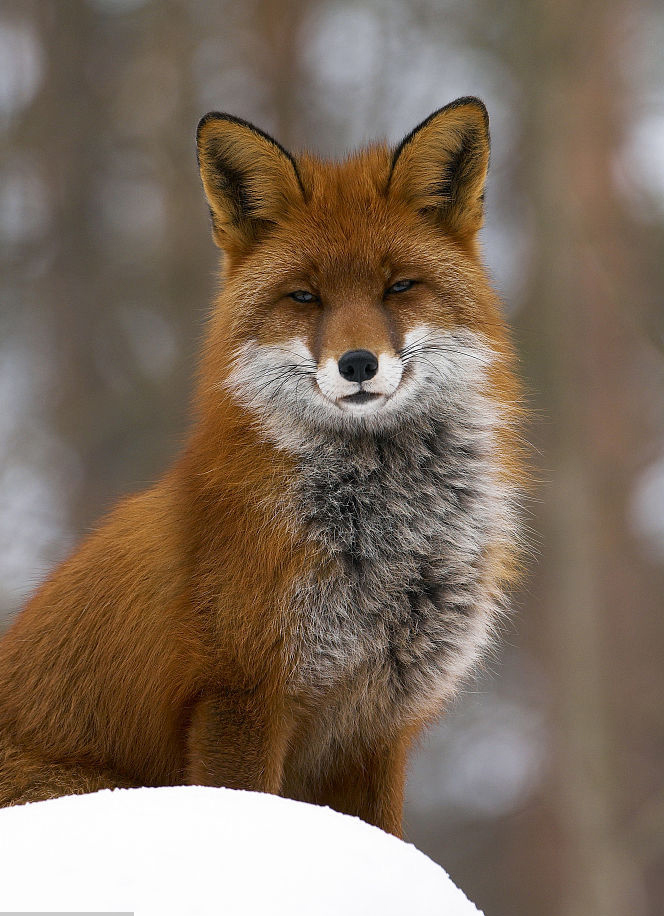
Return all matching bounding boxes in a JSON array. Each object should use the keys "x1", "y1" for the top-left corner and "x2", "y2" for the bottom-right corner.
[{"x1": 338, "y1": 349, "x2": 378, "y2": 383}]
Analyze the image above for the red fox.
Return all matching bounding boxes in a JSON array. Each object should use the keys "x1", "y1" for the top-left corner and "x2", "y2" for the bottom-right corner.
[{"x1": 0, "y1": 97, "x2": 524, "y2": 836}]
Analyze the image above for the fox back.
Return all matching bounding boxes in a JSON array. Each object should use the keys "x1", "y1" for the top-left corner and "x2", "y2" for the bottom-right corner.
[{"x1": 0, "y1": 98, "x2": 524, "y2": 834}]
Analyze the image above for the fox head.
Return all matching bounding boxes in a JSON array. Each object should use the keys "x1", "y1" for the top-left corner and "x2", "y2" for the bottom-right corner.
[{"x1": 196, "y1": 98, "x2": 512, "y2": 444}]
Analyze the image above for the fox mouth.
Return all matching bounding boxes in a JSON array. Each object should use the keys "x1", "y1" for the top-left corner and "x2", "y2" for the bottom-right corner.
[{"x1": 339, "y1": 391, "x2": 383, "y2": 406}]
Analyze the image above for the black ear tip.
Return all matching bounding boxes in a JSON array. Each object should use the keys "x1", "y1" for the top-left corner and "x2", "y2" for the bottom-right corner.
[
  {"x1": 444, "y1": 96, "x2": 489, "y2": 129},
  {"x1": 194, "y1": 114, "x2": 301, "y2": 191},
  {"x1": 391, "y1": 96, "x2": 490, "y2": 170},
  {"x1": 196, "y1": 111, "x2": 241, "y2": 144}
]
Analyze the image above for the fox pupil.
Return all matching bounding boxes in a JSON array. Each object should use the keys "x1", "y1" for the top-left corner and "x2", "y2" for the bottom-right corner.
[
  {"x1": 290, "y1": 290, "x2": 316, "y2": 303},
  {"x1": 387, "y1": 279, "x2": 414, "y2": 294}
]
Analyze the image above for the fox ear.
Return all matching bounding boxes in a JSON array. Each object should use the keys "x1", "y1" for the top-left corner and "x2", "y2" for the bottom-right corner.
[
  {"x1": 196, "y1": 113, "x2": 304, "y2": 250},
  {"x1": 388, "y1": 97, "x2": 490, "y2": 242}
]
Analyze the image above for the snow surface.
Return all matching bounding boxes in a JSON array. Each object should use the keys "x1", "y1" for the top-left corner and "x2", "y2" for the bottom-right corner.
[{"x1": 0, "y1": 785, "x2": 483, "y2": 915}]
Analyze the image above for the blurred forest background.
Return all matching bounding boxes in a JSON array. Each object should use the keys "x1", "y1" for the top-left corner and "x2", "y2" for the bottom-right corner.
[{"x1": 1, "y1": 1, "x2": 663, "y2": 914}]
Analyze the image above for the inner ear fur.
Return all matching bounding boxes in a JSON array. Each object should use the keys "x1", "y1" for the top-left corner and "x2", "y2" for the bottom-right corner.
[
  {"x1": 196, "y1": 113, "x2": 305, "y2": 250},
  {"x1": 388, "y1": 97, "x2": 490, "y2": 242}
]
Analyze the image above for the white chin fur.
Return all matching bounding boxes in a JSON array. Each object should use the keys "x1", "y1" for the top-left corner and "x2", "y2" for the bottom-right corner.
[{"x1": 337, "y1": 395, "x2": 387, "y2": 415}]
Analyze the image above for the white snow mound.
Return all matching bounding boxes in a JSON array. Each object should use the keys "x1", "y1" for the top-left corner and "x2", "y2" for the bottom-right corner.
[{"x1": 0, "y1": 785, "x2": 483, "y2": 915}]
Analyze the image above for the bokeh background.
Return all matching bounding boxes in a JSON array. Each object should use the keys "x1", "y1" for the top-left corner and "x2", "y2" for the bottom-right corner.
[{"x1": 1, "y1": 1, "x2": 663, "y2": 913}]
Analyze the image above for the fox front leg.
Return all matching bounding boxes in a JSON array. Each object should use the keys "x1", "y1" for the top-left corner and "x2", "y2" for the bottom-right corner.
[
  {"x1": 186, "y1": 689, "x2": 290, "y2": 795},
  {"x1": 309, "y1": 738, "x2": 412, "y2": 838}
]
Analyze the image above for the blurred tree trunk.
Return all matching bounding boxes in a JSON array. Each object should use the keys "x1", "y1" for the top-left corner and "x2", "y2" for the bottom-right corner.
[
  {"x1": 513, "y1": 0, "x2": 651, "y2": 912},
  {"x1": 26, "y1": 0, "x2": 110, "y2": 535},
  {"x1": 254, "y1": 0, "x2": 312, "y2": 147},
  {"x1": 25, "y1": 1, "x2": 205, "y2": 535}
]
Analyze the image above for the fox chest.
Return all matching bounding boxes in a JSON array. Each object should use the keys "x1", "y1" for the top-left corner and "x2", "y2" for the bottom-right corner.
[{"x1": 286, "y1": 421, "x2": 503, "y2": 713}]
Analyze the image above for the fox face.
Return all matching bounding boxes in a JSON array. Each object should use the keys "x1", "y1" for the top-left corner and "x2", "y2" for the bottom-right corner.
[{"x1": 196, "y1": 99, "x2": 509, "y2": 443}]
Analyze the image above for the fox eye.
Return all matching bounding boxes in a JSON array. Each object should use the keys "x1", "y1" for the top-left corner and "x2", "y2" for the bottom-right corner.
[
  {"x1": 386, "y1": 279, "x2": 415, "y2": 295},
  {"x1": 289, "y1": 290, "x2": 318, "y2": 304}
]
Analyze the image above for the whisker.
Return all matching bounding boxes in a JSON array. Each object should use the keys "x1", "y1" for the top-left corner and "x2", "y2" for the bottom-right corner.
[
  {"x1": 266, "y1": 345, "x2": 317, "y2": 368},
  {"x1": 404, "y1": 353, "x2": 455, "y2": 389},
  {"x1": 239, "y1": 366, "x2": 313, "y2": 409},
  {"x1": 398, "y1": 329, "x2": 447, "y2": 353},
  {"x1": 270, "y1": 369, "x2": 308, "y2": 405},
  {"x1": 244, "y1": 362, "x2": 315, "y2": 388},
  {"x1": 400, "y1": 344, "x2": 490, "y2": 365},
  {"x1": 292, "y1": 372, "x2": 313, "y2": 412}
]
